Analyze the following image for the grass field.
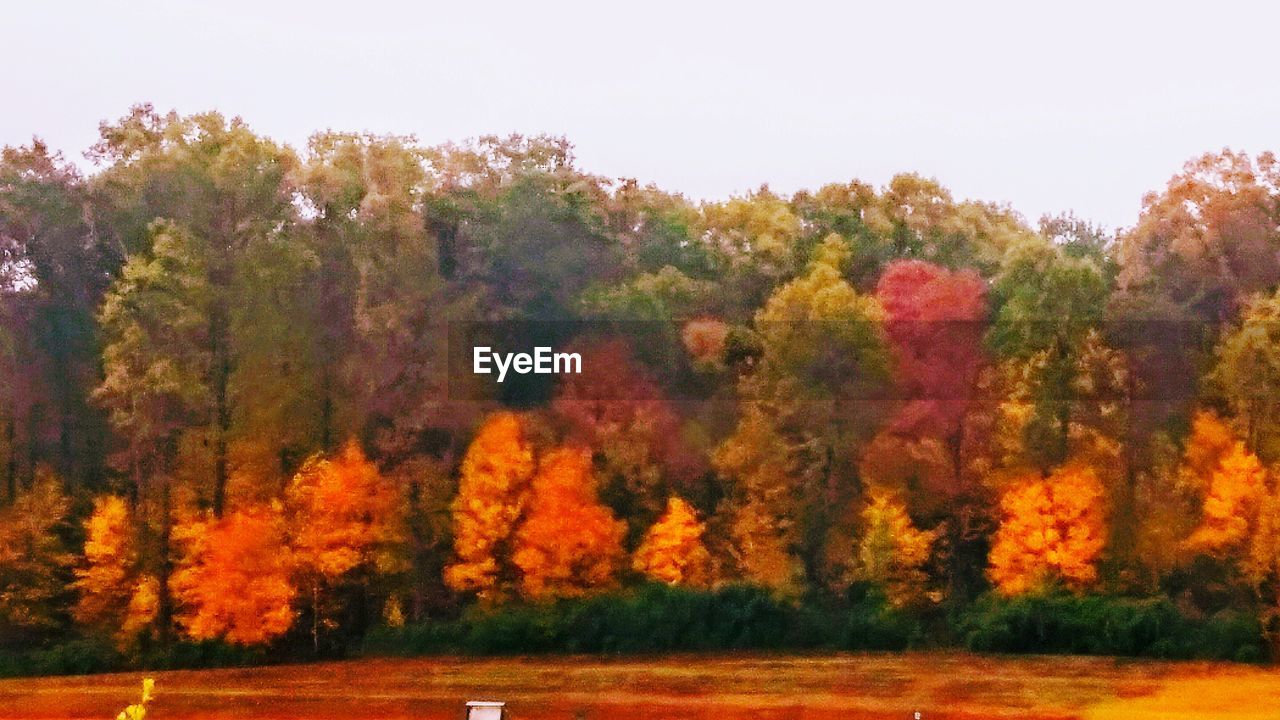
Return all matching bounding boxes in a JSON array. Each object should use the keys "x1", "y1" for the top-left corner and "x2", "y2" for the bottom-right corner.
[{"x1": 6, "y1": 652, "x2": 1280, "y2": 720}]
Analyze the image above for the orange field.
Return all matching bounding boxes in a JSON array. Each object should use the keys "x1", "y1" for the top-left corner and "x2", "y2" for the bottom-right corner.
[{"x1": 7, "y1": 652, "x2": 1280, "y2": 720}]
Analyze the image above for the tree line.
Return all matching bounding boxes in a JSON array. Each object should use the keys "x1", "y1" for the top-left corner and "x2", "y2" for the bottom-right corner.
[{"x1": 4, "y1": 104, "x2": 1280, "y2": 660}]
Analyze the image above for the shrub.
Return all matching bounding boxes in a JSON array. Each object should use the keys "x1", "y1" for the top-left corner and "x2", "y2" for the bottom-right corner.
[
  {"x1": 957, "y1": 593, "x2": 1265, "y2": 661},
  {"x1": 363, "y1": 583, "x2": 924, "y2": 656}
]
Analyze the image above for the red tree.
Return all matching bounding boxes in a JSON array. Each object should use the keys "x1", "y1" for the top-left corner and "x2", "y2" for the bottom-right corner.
[{"x1": 868, "y1": 260, "x2": 988, "y2": 498}]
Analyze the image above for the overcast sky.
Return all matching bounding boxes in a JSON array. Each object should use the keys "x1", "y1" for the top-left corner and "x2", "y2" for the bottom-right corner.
[{"x1": 5, "y1": 1, "x2": 1277, "y2": 231}]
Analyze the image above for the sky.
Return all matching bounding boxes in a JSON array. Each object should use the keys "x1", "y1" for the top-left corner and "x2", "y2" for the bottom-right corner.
[{"x1": 5, "y1": 0, "x2": 1278, "y2": 232}]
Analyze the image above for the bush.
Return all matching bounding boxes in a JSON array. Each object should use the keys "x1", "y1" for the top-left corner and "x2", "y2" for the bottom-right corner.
[
  {"x1": 957, "y1": 593, "x2": 1265, "y2": 661},
  {"x1": 363, "y1": 583, "x2": 924, "y2": 656},
  {"x1": 0, "y1": 639, "x2": 121, "y2": 678}
]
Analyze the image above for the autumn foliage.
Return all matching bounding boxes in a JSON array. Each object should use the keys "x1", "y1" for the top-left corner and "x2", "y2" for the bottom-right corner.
[
  {"x1": 512, "y1": 446, "x2": 626, "y2": 600},
  {"x1": 12, "y1": 110, "x2": 1280, "y2": 660},
  {"x1": 855, "y1": 491, "x2": 938, "y2": 607},
  {"x1": 632, "y1": 496, "x2": 713, "y2": 587},
  {"x1": 987, "y1": 465, "x2": 1107, "y2": 596},
  {"x1": 171, "y1": 504, "x2": 296, "y2": 645},
  {"x1": 285, "y1": 440, "x2": 404, "y2": 583},
  {"x1": 444, "y1": 412, "x2": 536, "y2": 600},
  {"x1": 73, "y1": 495, "x2": 154, "y2": 647}
]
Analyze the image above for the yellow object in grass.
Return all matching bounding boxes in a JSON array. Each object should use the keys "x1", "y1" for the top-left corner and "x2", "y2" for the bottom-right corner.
[{"x1": 115, "y1": 678, "x2": 155, "y2": 720}]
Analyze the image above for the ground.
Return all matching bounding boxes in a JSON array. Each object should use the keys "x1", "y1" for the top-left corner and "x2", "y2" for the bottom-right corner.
[{"x1": 5, "y1": 652, "x2": 1280, "y2": 719}]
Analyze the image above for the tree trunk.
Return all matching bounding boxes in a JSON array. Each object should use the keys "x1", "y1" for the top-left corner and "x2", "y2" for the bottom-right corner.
[
  {"x1": 320, "y1": 373, "x2": 334, "y2": 451},
  {"x1": 156, "y1": 456, "x2": 175, "y2": 646},
  {"x1": 4, "y1": 416, "x2": 14, "y2": 503},
  {"x1": 211, "y1": 306, "x2": 230, "y2": 518}
]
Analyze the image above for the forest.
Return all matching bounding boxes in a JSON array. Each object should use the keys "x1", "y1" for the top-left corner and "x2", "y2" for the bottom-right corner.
[{"x1": 4, "y1": 104, "x2": 1280, "y2": 672}]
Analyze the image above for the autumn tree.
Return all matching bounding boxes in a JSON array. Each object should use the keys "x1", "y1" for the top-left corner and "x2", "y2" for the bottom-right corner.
[
  {"x1": 632, "y1": 496, "x2": 713, "y2": 587},
  {"x1": 719, "y1": 235, "x2": 889, "y2": 587},
  {"x1": 512, "y1": 446, "x2": 625, "y2": 600},
  {"x1": 1132, "y1": 410, "x2": 1239, "y2": 577},
  {"x1": 1117, "y1": 151, "x2": 1280, "y2": 329},
  {"x1": 296, "y1": 132, "x2": 468, "y2": 461},
  {"x1": 1185, "y1": 441, "x2": 1266, "y2": 557},
  {"x1": 697, "y1": 189, "x2": 805, "y2": 314},
  {"x1": 0, "y1": 467, "x2": 72, "y2": 646},
  {"x1": 987, "y1": 464, "x2": 1108, "y2": 596},
  {"x1": 988, "y1": 237, "x2": 1110, "y2": 470},
  {"x1": 552, "y1": 339, "x2": 699, "y2": 542},
  {"x1": 853, "y1": 491, "x2": 938, "y2": 608},
  {"x1": 72, "y1": 495, "x2": 160, "y2": 647},
  {"x1": 444, "y1": 412, "x2": 536, "y2": 600},
  {"x1": 92, "y1": 105, "x2": 300, "y2": 517},
  {"x1": 0, "y1": 141, "x2": 108, "y2": 492},
  {"x1": 170, "y1": 503, "x2": 295, "y2": 646},
  {"x1": 285, "y1": 440, "x2": 405, "y2": 648},
  {"x1": 712, "y1": 405, "x2": 804, "y2": 593},
  {"x1": 1214, "y1": 291, "x2": 1280, "y2": 458}
]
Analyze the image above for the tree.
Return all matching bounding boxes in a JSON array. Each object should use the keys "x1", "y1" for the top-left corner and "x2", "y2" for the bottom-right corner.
[
  {"x1": 1214, "y1": 290, "x2": 1280, "y2": 458},
  {"x1": 444, "y1": 412, "x2": 536, "y2": 600},
  {"x1": 297, "y1": 132, "x2": 465, "y2": 461},
  {"x1": 865, "y1": 257, "x2": 990, "y2": 600},
  {"x1": 285, "y1": 440, "x2": 405, "y2": 648},
  {"x1": 987, "y1": 464, "x2": 1107, "y2": 596},
  {"x1": 988, "y1": 237, "x2": 1109, "y2": 469},
  {"x1": 720, "y1": 235, "x2": 890, "y2": 586},
  {"x1": 92, "y1": 105, "x2": 299, "y2": 517},
  {"x1": 73, "y1": 495, "x2": 156, "y2": 647},
  {"x1": 0, "y1": 141, "x2": 108, "y2": 492},
  {"x1": 695, "y1": 189, "x2": 805, "y2": 314},
  {"x1": 552, "y1": 338, "x2": 698, "y2": 542},
  {"x1": 854, "y1": 491, "x2": 938, "y2": 608},
  {"x1": 632, "y1": 496, "x2": 713, "y2": 587},
  {"x1": 1184, "y1": 441, "x2": 1266, "y2": 557},
  {"x1": 712, "y1": 405, "x2": 805, "y2": 592},
  {"x1": 0, "y1": 466, "x2": 72, "y2": 645},
  {"x1": 512, "y1": 446, "x2": 625, "y2": 600},
  {"x1": 1117, "y1": 150, "x2": 1280, "y2": 328},
  {"x1": 170, "y1": 503, "x2": 295, "y2": 646}
]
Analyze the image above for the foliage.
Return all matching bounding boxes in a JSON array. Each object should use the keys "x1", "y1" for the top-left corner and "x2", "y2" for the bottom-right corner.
[
  {"x1": 72, "y1": 495, "x2": 150, "y2": 647},
  {"x1": 854, "y1": 491, "x2": 939, "y2": 607},
  {"x1": 987, "y1": 464, "x2": 1107, "y2": 595},
  {"x1": 512, "y1": 446, "x2": 626, "y2": 600},
  {"x1": 444, "y1": 412, "x2": 536, "y2": 600},
  {"x1": 170, "y1": 503, "x2": 296, "y2": 645},
  {"x1": 9, "y1": 109, "x2": 1280, "y2": 666},
  {"x1": 959, "y1": 593, "x2": 1264, "y2": 662},
  {"x1": 632, "y1": 496, "x2": 713, "y2": 587},
  {"x1": 1184, "y1": 441, "x2": 1266, "y2": 556},
  {"x1": 364, "y1": 583, "x2": 921, "y2": 655},
  {"x1": 0, "y1": 467, "x2": 73, "y2": 644}
]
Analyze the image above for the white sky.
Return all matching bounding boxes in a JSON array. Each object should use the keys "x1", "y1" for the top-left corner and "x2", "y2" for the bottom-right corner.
[{"x1": 5, "y1": 0, "x2": 1277, "y2": 232}]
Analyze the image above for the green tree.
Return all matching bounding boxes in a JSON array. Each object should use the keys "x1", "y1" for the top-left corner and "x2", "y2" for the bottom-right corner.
[
  {"x1": 91, "y1": 105, "x2": 298, "y2": 517},
  {"x1": 1214, "y1": 290, "x2": 1280, "y2": 459},
  {"x1": 717, "y1": 236, "x2": 890, "y2": 587},
  {"x1": 987, "y1": 237, "x2": 1109, "y2": 469}
]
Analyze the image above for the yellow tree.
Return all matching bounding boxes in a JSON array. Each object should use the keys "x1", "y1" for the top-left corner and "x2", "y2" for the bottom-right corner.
[
  {"x1": 512, "y1": 446, "x2": 625, "y2": 600},
  {"x1": 170, "y1": 503, "x2": 295, "y2": 645},
  {"x1": 0, "y1": 467, "x2": 72, "y2": 643},
  {"x1": 712, "y1": 405, "x2": 804, "y2": 593},
  {"x1": 444, "y1": 412, "x2": 535, "y2": 600},
  {"x1": 285, "y1": 439, "x2": 405, "y2": 647},
  {"x1": 987, "y1": 464, "x2": 1107, "y2": 596},
  {"x1": 854, "y1": 491, "x2": 938, "y2": 608},
  {"x1": 633, "y1": 496, "x2": 713, "y2": 587},
  {"x1": 1185, "y1": 441, "x2": 1266, "y2": 556},
  {"x1": 73, "y1": 495, "x2": 158, "y2": 648}
]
